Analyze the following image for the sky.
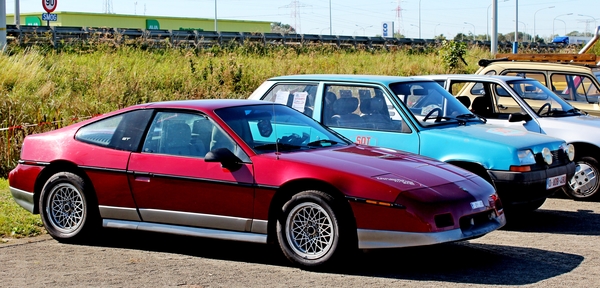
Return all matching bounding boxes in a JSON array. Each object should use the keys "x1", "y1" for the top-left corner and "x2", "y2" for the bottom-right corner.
[{"x1": 3, "y1": 0, "x2": 600, "y2": 40}]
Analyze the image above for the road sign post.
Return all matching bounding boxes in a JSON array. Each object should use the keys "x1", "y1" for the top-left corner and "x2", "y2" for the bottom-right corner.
[{"x1": 42, "y1": 0, "x2": 58, "y2": 26}]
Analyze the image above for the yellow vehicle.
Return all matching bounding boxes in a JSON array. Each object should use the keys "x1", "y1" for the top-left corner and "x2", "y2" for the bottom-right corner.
[{"x1": 476, "y1": 26, "x2": 600, "y2": 116}]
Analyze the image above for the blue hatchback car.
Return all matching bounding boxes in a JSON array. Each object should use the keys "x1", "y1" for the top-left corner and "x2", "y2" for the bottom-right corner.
[{"x1": 249, "y1": 74, "x2": 576, "y2": 212}]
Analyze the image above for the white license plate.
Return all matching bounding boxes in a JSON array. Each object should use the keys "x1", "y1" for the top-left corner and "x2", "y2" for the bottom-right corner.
[{"x1": 547, "y1": 174, "x2": 567, "y2": 190}]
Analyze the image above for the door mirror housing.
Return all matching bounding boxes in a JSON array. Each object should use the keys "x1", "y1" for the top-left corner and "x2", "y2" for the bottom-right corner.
[
  {"x1": 205, "y1": 148, "x2": 243, "y2": 171},
  {"x1": 508, "y1": 112, "x2": 532, "y2": 122}
]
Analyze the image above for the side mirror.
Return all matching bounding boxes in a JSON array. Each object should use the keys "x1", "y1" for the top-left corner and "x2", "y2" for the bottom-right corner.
[
  {"x1": 508, "y1": 112, "x2": 532, "y2": 122},
  {"x1": 205, "y1": 148, "x2": 243, "y2": 171}
]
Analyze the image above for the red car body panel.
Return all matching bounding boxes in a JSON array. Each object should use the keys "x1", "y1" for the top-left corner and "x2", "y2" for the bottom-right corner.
[{"x1": 8, "y1": 99, "x2": 505, "y2": 251}]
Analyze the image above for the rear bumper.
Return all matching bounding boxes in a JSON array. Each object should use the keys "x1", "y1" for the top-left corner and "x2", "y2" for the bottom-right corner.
[
  {"x1": 488, "y1": 162, "x2": 576, "y2": 206},
  {"x1": 10, "y1": 186, "x2": 35, "y2": 214}
]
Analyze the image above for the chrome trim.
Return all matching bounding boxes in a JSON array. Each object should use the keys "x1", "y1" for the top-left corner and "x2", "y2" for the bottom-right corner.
[
  {"x1": 357, "y1": 213, "x2": 506, "y2": 249},
  {"x1": 78, "y1": 166, "x2": 126, "y2": 173},
  {"x1": 103, "y1": 219, "x2": 267, "y2": 244},
  {"x1": 98, "y1": 206, "x2": 141, "y2": 221},
  {"x1": 9, "y1": 186, "x2": 35, "y2": 213},
  {"x1": 139, "y1": 209, "x2": 252, "y2": 232},
  {"x1": 250, "y1": 220, "x2": 268, "y2": 234}
]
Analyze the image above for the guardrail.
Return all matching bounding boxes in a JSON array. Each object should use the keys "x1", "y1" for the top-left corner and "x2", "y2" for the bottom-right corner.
[{"x1": 5, "y1": 24, "x2": 574, "y2": 51}]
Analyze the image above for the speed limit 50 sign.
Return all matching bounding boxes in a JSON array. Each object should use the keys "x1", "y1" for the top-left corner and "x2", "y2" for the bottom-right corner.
[{"x1": 42, "y1": 0, "x2": 58, "y2": 13}]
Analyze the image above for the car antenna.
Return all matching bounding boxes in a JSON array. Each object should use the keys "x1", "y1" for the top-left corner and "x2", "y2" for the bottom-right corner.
[{"x1": 272, "y1": 102, "x2": 280, "y2": 160}]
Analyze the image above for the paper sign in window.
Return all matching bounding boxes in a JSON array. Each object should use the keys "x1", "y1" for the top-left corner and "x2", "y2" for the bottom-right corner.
[
  {"x1": 292, "y1": 92, "x2": 308, "y2": 112},
  {"x1": 275, "y1": 91, "x2": 290, "y2": 105}
]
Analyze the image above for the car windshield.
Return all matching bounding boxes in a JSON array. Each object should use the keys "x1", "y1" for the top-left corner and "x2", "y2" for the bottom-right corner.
[
  {"x1": 215, "y1": 104, "x2": 350, "y2": 154},
  {"x1": 389, "y1": 81, "x2": 480, "y2": 126},
  {"x1": 505, "y1": 79, "x2": 585, "y2": 117}
]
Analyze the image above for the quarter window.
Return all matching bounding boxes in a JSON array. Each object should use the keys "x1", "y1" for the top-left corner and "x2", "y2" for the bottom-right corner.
[{"x1": 75, "y1": 109, "x2": 153, "y2": 151}]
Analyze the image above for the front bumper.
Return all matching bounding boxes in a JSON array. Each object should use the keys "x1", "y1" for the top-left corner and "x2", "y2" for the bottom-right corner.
[
  {"x1": 357, "y1": 212, "x2": 506, "y2": 249},
  {"x1": 488, "y1": 162, "x2": 576, "y2": 206}
]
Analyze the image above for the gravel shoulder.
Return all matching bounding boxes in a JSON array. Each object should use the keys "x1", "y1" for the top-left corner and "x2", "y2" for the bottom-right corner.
[{"x1": 1, "y1": 197, "x2": 599, "y2": 287}]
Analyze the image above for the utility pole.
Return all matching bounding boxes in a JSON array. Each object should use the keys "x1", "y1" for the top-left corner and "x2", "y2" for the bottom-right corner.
[
  {"x1": 491, "y1": 0, "x2": 498, "y2": 54},
  {"x1": 1, "y1": 0, "x2": 6, "y2": 52},
  {"x1": 14, "y1": 0, "x2": 20, "y2": 26}
]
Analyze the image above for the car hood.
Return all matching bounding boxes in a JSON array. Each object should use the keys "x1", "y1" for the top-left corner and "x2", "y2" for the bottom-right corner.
[
  {"x1": 280, "y1": 145, "x2": 483, "y2": 192},
  {"x1": 419, "y1": 123, "x2": 565, "y2": 170},
  {"x1": 539, "y1": 115, "x2": 600, "y2": 144}
]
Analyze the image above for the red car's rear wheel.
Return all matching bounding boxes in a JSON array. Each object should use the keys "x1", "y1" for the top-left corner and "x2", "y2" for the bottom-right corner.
[{"x1": 40, "y1": 172, "x2": 98, "y2": 242}]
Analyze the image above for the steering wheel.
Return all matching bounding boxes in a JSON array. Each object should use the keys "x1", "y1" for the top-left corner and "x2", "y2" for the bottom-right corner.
[
  {"x1": 423, "y1": 108, "x2": 443, "y2": 122},
  {"x1": 537, "y1": 102, "x2": 551, "y2": 116},
  {"x1": 278, "y1": 133, "x2": 309, "y2": 146}
]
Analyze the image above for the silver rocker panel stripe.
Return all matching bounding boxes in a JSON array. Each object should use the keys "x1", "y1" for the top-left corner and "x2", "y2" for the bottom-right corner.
[
  {"x1": 99, "y1": 206, "x2": 141, "y2": 221},
  {"x1": 103, "y1": 219, "x2": 268, "y2": 244},
  {"x1": 9, "y1": 186, "x2": 35, "y2": 213}
]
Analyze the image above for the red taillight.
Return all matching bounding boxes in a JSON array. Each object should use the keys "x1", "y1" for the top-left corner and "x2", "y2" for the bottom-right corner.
[{"x1": 509, "y1": 165, "x2": 531, "y2": 172}]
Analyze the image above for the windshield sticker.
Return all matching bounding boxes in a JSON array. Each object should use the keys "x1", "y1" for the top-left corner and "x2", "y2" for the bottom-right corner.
[
  {"x1": 274, "y1": 90, "x2": 290, "y2": 105},
  {"x1": 291, "y1": 91, "x2": 308, "y2": 112},
  {"x1": 375, "y1": 176, "x2": 417, "y2": 186},
  {"x1": 486, "y1": 127, "x2": 527, "y2": 136},
  {"x1": 470, "y1": 200, "x2": 484, "y2": 209}
]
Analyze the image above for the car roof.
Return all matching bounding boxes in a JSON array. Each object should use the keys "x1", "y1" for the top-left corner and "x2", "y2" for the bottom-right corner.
[
  {"x1": 481, "y1": 61, "x2": 598, "y2": 72},
  {"x1": 133, "y1": 99, "x2": 270, "y2": 111},
  {"x1": 267, "y1": 74, "x2": 429, "y2": 85},
  {"x1": 415, "y1": 74, "x2": 527, "y2": 82}
]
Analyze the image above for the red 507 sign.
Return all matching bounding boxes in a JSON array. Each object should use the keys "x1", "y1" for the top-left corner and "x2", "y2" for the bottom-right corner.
[{"x1": 42, "y1": 0, "x2": 57, "y2": 13}]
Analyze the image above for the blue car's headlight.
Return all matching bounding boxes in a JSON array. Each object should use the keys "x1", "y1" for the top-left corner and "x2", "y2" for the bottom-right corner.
[{"x1": 517, "y1": 149, "x2": 536, "y2": 165}]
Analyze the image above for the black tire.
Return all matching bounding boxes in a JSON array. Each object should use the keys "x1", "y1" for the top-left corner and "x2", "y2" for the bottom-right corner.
[
  {"x1": 276, "y1": 190, "x2": 350, "y2": 268},
  {"x1": 39, "y1": 172, "x2": 98, "y2": 242},
  {"x1": 564, "y1": 156, "x2": 600, "y2": 201}
]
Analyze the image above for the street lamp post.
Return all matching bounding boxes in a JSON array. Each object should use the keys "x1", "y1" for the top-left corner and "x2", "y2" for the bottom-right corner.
[
  {"x1": 487, "y1": 0, "x2": 509, "y2": 42},
  {"x1": 355, "y1": 25, "x2": 373, "y2": 36},
  {"x1": 214, "y1": 0, "x2": 218, "y2": 31},
  {"x1": 513, "y1": 20, "x2": 527, "y2": 42},
  {"x1": 533, "y1": 6, "x2": 554, "y2": 43},
  {"x1": 329, "y1": 0, "x2": 332, "y2": 35},
  {"x1": 513, "y1": 0, "x2": 518, "y2": 53},
  {"x1": 464, "y1": 22, "x2": 476, "y2": 39},
  {"x1": 418, "y1": 0, "x2": 422, "y2": 39},
  {"x1": 434, "y1": 23, "x2": 440, "y2": 38},
  {"x1": 553, "y1": 13, "x2": 573, "y2": 36}
]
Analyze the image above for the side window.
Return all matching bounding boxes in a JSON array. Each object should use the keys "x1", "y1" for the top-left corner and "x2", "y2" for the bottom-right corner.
[
  {"x1": 324, "y1": 85, "x2": 410, "y2": 133},
  {"x1": 550, "y1": 74, "x2": 573, "y2": 100},
  {"x1": 491, "y1": 84, "x2": 526, "y2": 118},
  {"x1": 262, "y1": 83, "x2": 317, "y2": 117},
  {"x1": 75, "y1": 109, "x2": 153, "y2": 151},
  {"x1": 141, "y1": 112, "x2": 211, "y2": 158},
  {"x1": 574, "y1": 76, "x2": 600, "y2": 103},
  {"x1": 505, "y1": 72, "x2": 547, "y2": 86}
]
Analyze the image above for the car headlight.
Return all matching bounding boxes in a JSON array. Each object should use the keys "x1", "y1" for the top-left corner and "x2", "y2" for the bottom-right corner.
[
  {"x1": 542, "y1": 147, "x2": 553, "y2": 165},
  {"x1": 517, "y1": 149, "x2": 536, "y2": 165},
  {"x1": 560, "y1": 143, "x2": 575, "y2": 161}
]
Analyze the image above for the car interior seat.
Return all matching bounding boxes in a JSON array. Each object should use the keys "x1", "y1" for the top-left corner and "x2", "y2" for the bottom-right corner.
[
  {"x1": 331, "y1": 97, "x2": 365, "y2": 128},
  {"x1": 456, "y1": 96, "x2": 472, "y2": 109},
  {"x1": 471, "y1": 96, "x2": 493, "y2": 118},
  {"x1": 160, "y1": 121, "x2": 204, "y2": 156}
]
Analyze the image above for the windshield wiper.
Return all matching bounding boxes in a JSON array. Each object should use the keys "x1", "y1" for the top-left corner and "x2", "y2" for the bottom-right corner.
[
  {"x1": 307, "y1": 139, "x2": 338, "y2": 147},
  {"x1": 253, "y1": 143, "x2": 302, "y2": 151}
]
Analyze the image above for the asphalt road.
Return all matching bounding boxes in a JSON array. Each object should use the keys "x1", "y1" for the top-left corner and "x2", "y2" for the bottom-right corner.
[{"x1": 1, "y1": 197, "x2": 599, "y2": 287}]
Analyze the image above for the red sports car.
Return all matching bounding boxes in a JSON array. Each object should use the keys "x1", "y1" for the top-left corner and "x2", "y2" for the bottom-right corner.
[{"x1": 9, "y1": 99, "x2": 505, "y2": 268}]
